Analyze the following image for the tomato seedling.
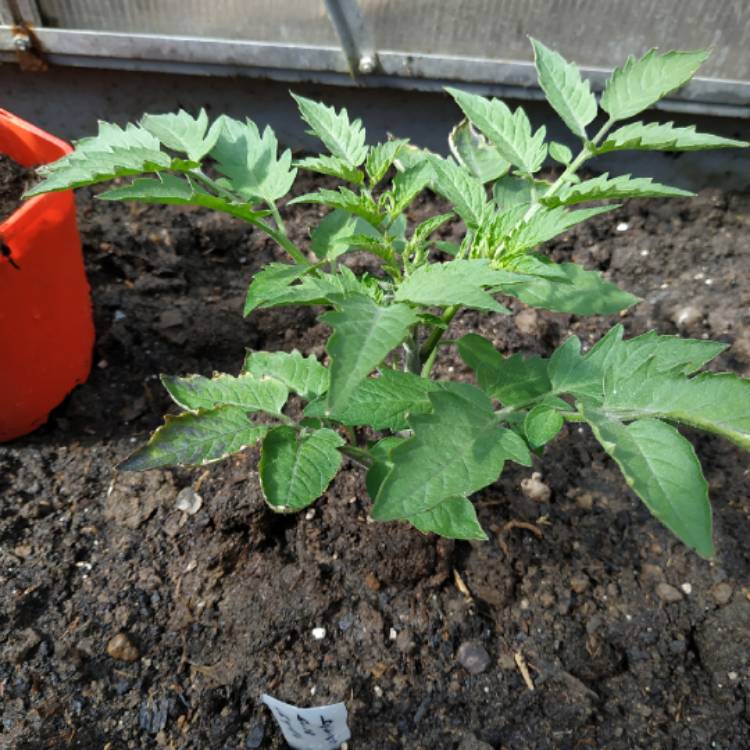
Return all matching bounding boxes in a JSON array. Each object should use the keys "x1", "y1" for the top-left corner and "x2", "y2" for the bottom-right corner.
[{"x1": 28, "y1": 40, "x2": 749, "y2": 557}]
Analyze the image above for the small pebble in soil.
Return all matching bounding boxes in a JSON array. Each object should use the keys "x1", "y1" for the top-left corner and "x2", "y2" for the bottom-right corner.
[
  {"x1": 456, "y1": 641, "x2": 491, "y2": 675},
  {"x1": 521, "y1": 472, "x2": 551, "y2": 503},
  {"x1": 680, "y1": 582, "x2": 693, "y2": 595},
  {"x1": 13, "y1": 543, "x2": 32, "y2": 558},
  {"x1": 245, "y1": 721, "x2": 265, "y2": 749},
  {"x1": 616, "y1": 222, "x2": 629, "y2": 232},
  {"x1": 569, "y1": 575, "x2": 590, "y2": 594},
  {"x1": 711, "y1": 581, "x2": 734, "y2": 605},
  {"x1": 175, "y1": 487, "x2": 203, "y2": 515},
  {"x1": 311, "y1": 627, "x2": 326, "y2": 640},
  {"x1": 106, "y1": 632, "x2": 140, "y2": 662},
  {"x1": 539, "y1": 592, "x2": 556, "y2": 608},
  {"x1": 458, "y1": 734, "x2": 495, "y2": 750},
  {"x1": 514, "y1": 308, "x2": 540, "y2": 336},
  {"x1": 655, "y1": 583, "x2": 684, "y2": 604},
  {"x1": 671, "y1": 304, "x2": 703, "y2": 329}
]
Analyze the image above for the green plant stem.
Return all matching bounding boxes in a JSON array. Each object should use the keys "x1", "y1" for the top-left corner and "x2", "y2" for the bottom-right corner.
[
  {"x1": 266, "y1": 202, "x2": 311, "y2": 266},
  {"x1": 403, "y1": 330, "x2": 422, "y2": 374},
  {"x1": 339, "y1": 443, "x2": 374, "y2": 468},
  {"x1": 419, "y1": 304, "x2": 460, "y2": 376},
  {"x1": 269, "y1": 201, "x2": 287, "y2": 235},
  {"x1": 190, "y1": 170, "x2": 309, "y2": 266},
  {"x1": 494, "y1": 406, "x2": 516, "y2": 421},
  {"x1": 190, "y1": 169, "x2": 238, "y2": 202},
  {"x1": 524, "y1": 116, "x2": 616, "y2": 221},
  {"x1": 343, "y1": 425, "x2": 358, "y2": 446}
]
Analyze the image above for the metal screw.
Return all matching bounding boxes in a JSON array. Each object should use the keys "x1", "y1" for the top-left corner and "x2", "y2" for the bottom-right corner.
[
  {"x1": 358, "y1": 54, "x2": 376, "y2": 74},
  {"x1": 12, "y1": 34, "x2": 31, "y2": 52}
]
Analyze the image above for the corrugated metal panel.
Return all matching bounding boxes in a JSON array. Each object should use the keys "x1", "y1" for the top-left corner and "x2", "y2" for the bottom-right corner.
[
  {"x1": 361, "y1": 0, "x2": 750, "y2": 80},
  {"x1": 36, "y1": 0, "x2": 339, "y2": 45}
]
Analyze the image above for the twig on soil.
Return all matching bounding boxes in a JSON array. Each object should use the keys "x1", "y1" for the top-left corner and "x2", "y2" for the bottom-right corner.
[
  {"x1": 503, "y1": 520, "x2": 544, "y2": 539},
  {"x1": 514, "y1": 651, "x2": 535, "y2": 691},
  {"x1": 453, "y1": 568, "x2": 473, "y2": 601},
  {"x1": 193, "y1": 470, "x2": 210, "y2": 493},
  {"x1": 495, "y1": 519, "x2": 544, "y2": 558}
]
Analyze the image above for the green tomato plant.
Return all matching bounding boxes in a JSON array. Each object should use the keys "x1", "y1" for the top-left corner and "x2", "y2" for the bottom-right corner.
[{"x1": 28, "y1": 40, "x2": 749, "y2": 557}]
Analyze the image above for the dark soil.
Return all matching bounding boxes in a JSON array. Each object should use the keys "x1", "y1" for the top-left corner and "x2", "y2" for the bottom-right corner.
[
  {"x1": 1, "y1": 161, "x2": 750, "y2": 749},
  {"x1": 0, "y1": 154, "x2": 34, "y2": 223}
]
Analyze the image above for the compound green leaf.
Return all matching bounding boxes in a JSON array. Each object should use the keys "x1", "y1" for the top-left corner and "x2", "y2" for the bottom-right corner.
[
  {"x1": 97, "y1": 173, "x2": 203, "y2": 203},
  {"x1": 504, "y1": 205, "x2": 615, "y2": 255},
  {"x1": 294, "y1": 154, "x2": 364, "y2": 184},
  {"x1": 584, "y1": 409, "x2": 713, "y2": 557},
  {"x1": 545, "y1": 173, "x2": 693, "y2": 207},
  {"x1": 524, "y1": 404, "x2": 564, "y2": 448},
  {"x1": 244, "y1": 263, "x2": 308, "y2": 315},
  {"x1": 549, "y1": 141, "x2": 573, "y2": 165},
  {"x1": 531, "y1": 38, "x2": 597, "y2": 138},
  {"x1": 289, "y1": 186, "x2": 382, "y2": 225},
  {"x1": 211, "y1": 117, "x2": 296, "y2": 203},
  {"x1": 498, "y1": 261, "x2": 638, "y2": 314},
  {"x1": 292, "y1": 93, "x2": 368, "y2": 167},
  {"x1": 366, "y1": 139, "x2": 408, "y2": 184},
  {"x1": 26, "y1": 121, "x2": 170, "y2": 196},
  {"x1": 408, "y1": 496, "x2": 488, "y2": 540},
  {"x1": 505, "y1": 252, "x2": 571, "y2": 281},
  {"x1": 393, "y1": 143, "x2": 432, "y2": 172},
  {"x1": 448, "y1": 119, "x2": 510, "y2": 183},
  {"x1": 603, "y1": 368, "x2": 750, "y2": 450},
  {"x1": 492, "y1": 175, "x2": 535, "y2": 210},
  {"x1": 98, "y1": 175, "x2": 271, "y2": 226},
  {"x1": 596, "y1": 121, "x2": 748, "y2": 154},
  {"x1": 251, "y1": 270, "x2": 374, "y2": 311},
  {"x1": 309, "y1": 210, "x2": 380, "y2": 260},
  {"x1": 372, "y1": 385, "x2": 531, "y2": 521},
  {"x1": 446, "y1": 87, "x2": 547, "y2": 174},
  {"x1": 388, "y1": 161, "x2": 433, "y2": 216},
  {"x1": 304, "y1": 368, "x2": 441, "y2": 431},
  {"x1": 457, "y1": 333, "x2": 551, "y2": 407},
  {"x1": 548, "y1": 326, "x2": 623, "y2": 399},
  {"x1": 600, "y1": 49, "x2": 708, "y2": 121},
  {"x1": 161, "y1": 372, "x2": 288, "y2": 415},
  {"x1": 322, "y1": 295, "x2": 419, "y2": 416},
  {"x1": 602, "y1": 329, "x2": 726, "y2": 380},
  {"x1": 395, "y1": 259, "x2": 511, "y2": 313},
  {"x1": 365, "y1": 435, "x2": 407, "y2": 499},
  {"x1": 260, "y1": 426, "x2": 344, "y2": 512},
  {"x1": 119, "y1": 405, "x2": 268, "y2": 470},
  {"x1": 243, "y1": 349, "x2": 329, "y2": 401},
  {"x1": 410, "y1": 212, "x2": 454, "y2": 247},
  {"x1": 426, "y1": 154, "x2": 488, "y2": 228},
  {"x1": 549, "y1": 326, "x2": 750, "y2": 450},
  {"x1": 141, "y1": 109, "x2": 221, "y2": 162}
]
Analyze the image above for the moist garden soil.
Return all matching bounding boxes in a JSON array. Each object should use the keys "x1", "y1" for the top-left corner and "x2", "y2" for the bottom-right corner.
[
  {"x1": 0, "y1": 154, "x2": 33, "y2": 223},
  {"x1": 1, "y1": 160, "x2": 749, "y2": 750}
]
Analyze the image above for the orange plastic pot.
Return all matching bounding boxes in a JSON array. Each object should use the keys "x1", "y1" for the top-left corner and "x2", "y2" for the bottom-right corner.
[{"x1": 0, "y1": 110, "x2": 94, "y2": 441}]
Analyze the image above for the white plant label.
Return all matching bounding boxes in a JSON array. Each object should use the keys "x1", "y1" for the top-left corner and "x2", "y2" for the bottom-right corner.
[{"x1": 262, "y1": 693, "x2": 351, "y2": 749}]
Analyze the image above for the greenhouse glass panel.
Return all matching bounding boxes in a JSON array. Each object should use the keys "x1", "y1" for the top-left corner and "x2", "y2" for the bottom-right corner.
[
  {"x1": 36, "y1": 0, "x2": 339, "y2": 45},
  {"x1": 362, "y1": 0, "x2": 750, "y2": 81}
]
